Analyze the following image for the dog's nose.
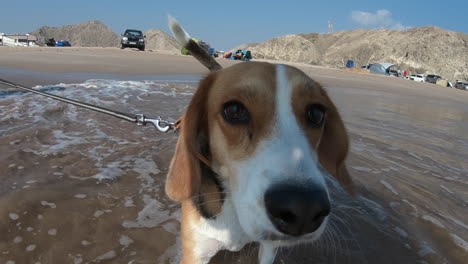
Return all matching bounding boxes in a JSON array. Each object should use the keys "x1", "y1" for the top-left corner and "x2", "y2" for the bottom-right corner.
[{"x1": 264, "y1": 184, "x2": 330, "y2": 236}]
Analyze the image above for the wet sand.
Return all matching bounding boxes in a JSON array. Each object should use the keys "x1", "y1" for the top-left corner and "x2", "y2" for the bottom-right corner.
[{"x1": 0, "y1": 48, "x2": 467, "y2": 264}]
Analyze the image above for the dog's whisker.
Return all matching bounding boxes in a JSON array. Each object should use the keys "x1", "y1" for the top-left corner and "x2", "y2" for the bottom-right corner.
[
  {"x1": 186, "y1": 199, "x2": 231, "y2": 218},
  {"x1": 329, "y1": 224, "x2": 341, "y2": 264},
  {"x1": 323, "y1": 227, "x2": 334, "y2": 261},
  {"x1": 328, "y1": 221, "x2": 345, "y2": 250},
  {"x1": 328, "y1": 223, "x2": 342, "y2": 262},
  {"x1": 330, "y1": 217, "x2": 364, "y2": 264},
  {"x1": 284, "y1": 243, "x2": 295, "y2": 260},
  {"x1": 189, "y1": 191, "x2": 233, "y2": 200},
  {"x1": 331, "y1": 221, "x2": 347, "y2": 261},
  {"x1": 329, "y1": 214, "x2": 365, "y2": 257},
  {"x1": 331, "y1": 208, "x2": 365, "y2": 230},
  {"x1": 324, "y1": 228, "x2": 333, "y2": 256},
  {"x1": 316, "y1": 229, "x2": 328, "y2": 258},
  {"x1": 186, "y1": 192, "x2": 230, "y2": 200},
  {"x1": 325, "y1": 230, "x2": 334, "y2": 261}
]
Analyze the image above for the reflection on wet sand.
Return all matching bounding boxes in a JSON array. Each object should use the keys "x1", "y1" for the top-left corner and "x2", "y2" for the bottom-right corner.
[
  {"x1": 0, "y1": 78, "x2": 467, "y2": 264},
  {"x1": 331, "y1": 87, "x2": 468, "y2": 264}
]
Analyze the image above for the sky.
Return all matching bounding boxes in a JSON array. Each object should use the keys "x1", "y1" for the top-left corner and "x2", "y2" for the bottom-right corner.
[{"x1": 1, "y1": 0, "x2": 467, "y2": 50}]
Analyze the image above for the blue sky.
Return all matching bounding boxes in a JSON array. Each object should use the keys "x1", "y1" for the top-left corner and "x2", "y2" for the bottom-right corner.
[{"x1": 1, "y1": 0, "x2": 467, "y2": 50}]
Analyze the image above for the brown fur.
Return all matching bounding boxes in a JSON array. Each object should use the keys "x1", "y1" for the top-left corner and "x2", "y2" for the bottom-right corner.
[
  {"x1": 166, "y1": 74, "x2": 216, "y2": 201},
  {"x1": 207, "y1": 62, "x2": 277, "y2": 162}
]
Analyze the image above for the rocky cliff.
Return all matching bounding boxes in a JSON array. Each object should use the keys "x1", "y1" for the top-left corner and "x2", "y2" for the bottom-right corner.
[{"x1": 238, "y1": 26, "x2": 468, "y2": 81}]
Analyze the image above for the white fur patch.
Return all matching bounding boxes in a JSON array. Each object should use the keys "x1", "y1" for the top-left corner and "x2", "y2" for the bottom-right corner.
[{"x1": 190, "y1": 200, "x2": 250, "y2": 262}]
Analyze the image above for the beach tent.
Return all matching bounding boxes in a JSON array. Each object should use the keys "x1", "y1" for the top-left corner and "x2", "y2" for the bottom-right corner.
[
  {"x1": 229, "y1": 50, "x2": 252, "y2": 61},
  {"x1": 369, "y1": 62, "x2": 395, "y2": 75},
  {"x1": 223, "y1": 51, "x2": 232, "y2": 59}
]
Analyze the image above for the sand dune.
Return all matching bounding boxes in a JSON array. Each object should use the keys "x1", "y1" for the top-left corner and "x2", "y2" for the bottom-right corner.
[
  {"x1": 29, "y1": 20, "x2": 181, "y2": 54},
  {"x1": 237, "y1": 26, "x2": 468, "y2": 81}
]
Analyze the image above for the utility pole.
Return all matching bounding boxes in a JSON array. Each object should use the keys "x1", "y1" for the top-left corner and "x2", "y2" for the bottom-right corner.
[{"x1": 328, "y1": 19, "x2": 334, "y2": 34}]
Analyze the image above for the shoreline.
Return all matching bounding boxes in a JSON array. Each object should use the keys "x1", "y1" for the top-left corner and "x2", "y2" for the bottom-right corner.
[
  {"x1": 0, "y1": 46, "x2": 238, "y2": 75},
  {"x1": 0, "y1": 66, "x2": 203, "y2": 87}
]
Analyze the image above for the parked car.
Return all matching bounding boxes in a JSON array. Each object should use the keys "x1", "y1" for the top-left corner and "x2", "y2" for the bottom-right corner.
[
  {"x1": 455, "y1": 81, "x2": 468, "y2": 91},
  {"x1": 45, "y1": 38, "x2": 56, "y2": 46},
  {"x1": 387, "y1": 67, "x2": 401, "y2": 77},
  {"x1": 56, "y1": 40, "x2": 71, "y2": 47},
  {"x1": 426, "y1": 74, "x2": 442, "y2": 84},
  {"x1": 410, "y1": 74, "x2": 425, "y2": 82},
  {"x1": 121, "y1": 29, "x2": 145, "y2": 51}
]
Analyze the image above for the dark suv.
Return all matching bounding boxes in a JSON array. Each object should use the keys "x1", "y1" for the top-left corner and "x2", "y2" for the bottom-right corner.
[
  {"x1": 426, "y1": 74, "x2": 442, "y2": 84},
  {"x1": 120, "y1": 29, "x2": 145, "y2": 51}
]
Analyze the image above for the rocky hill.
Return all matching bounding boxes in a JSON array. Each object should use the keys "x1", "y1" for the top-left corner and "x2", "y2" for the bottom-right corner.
[
  {"x1": 30, "y1": 20, "x2": 120, "y2": 47},
  {"x1": 144, "y1": 28, "x2": 179, "y2": 53},
  {"x1": 238, "y1": 26, "x2": 468, "y2": 81},
  {"x1": 30, "y1": 21, "x2": 180, "y2": 53}
]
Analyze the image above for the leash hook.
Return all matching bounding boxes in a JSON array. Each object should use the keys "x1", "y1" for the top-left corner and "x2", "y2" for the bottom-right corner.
[{"x1": 136, "y1": 114, "x2": 174, "y2": 133}]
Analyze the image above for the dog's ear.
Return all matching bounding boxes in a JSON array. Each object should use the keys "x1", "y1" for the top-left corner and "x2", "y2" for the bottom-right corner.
[
  {"x1": 165, "y1": 74, "x2": 216, "y2": 201},
  {"x1": 318, "y1": 97, "x2": 355, "y2": 195}
]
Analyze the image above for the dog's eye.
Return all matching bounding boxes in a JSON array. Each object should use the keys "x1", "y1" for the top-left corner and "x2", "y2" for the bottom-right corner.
[
  {"x1": 306, "y1": 104, "x2": 327, "y2": 127},
  {"x1": 222, "y1": 101, "x2": 250, "y2": 124}
]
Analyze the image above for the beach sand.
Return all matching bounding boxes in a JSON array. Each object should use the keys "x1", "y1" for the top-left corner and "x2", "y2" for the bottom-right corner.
[
  {"x1": 1, "y1": 47, "x2": 467, "y2": 264},
  {"x1": 0, "y1": 47, "x2": 238, "y2": 86}
]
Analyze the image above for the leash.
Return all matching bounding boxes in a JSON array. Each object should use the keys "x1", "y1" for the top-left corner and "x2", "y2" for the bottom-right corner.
[
  {"x1": 0, "y1": 78, "x2": 215, "y2": 166},
  {"x1": 0, "y1": 78, "x2": 178, "y2": 134}
]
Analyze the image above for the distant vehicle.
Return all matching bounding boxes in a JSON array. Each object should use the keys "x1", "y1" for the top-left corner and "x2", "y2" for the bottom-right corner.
[
  {"x1": 45, "y1": 38, "x2": 56, "y2": 46},
  {"x1": 56, "y1": 40, "x2": 71, "y2": 47},
  {"x1": 45, "y1": 39, "x2": 71, "y2": 47},
  {"x1": 426, "y1": 74, "x2": 442, "y2": 84},
  {"x1": 387, "y1": 68, "x2": 400, "y2": 77},
  {"x1": 361, "y1": 64, "x2": 372, "y2": 69},
  {"x1": 410, "y1": 74, "x2": 425, "y2": 82},
  {"x1": 121, "y1": 29, "x2": 145, "y2": 51},
  {"x1": 455, "y1": 81, "x2": 468, "y2": 91}
]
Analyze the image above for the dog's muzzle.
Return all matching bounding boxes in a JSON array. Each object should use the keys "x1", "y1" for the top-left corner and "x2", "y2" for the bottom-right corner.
[{"x1": 264, "y1": 183, "x2": 330, "y2": 236}]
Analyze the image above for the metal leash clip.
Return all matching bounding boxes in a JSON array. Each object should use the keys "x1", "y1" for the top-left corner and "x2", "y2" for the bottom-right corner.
[{"x1": 136, "y1": 114, "x2": 175, "y2": 133}]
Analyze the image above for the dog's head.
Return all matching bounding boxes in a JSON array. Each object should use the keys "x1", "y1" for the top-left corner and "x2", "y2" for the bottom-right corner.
[{"x1": 166, "y1": 62, "x2": 352, "y2": 243}]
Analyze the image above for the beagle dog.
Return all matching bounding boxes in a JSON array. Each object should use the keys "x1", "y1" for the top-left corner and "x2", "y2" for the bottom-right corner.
[{"x1": 166, "y1": 17, "x2": 354, "y2": 264}]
